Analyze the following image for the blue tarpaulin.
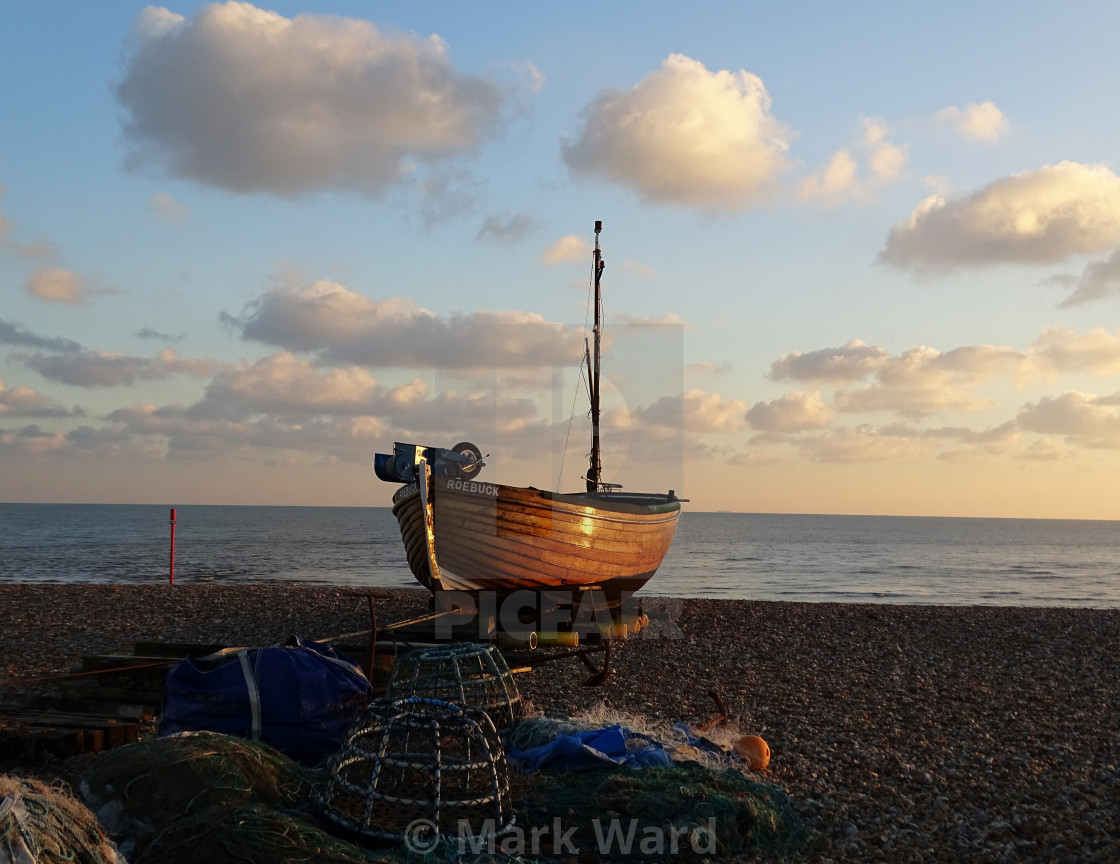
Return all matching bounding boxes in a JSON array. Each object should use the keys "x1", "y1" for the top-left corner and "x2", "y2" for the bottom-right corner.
[
  {"x1": 506, "y1": 724, "x2": 673, "y2": 773},
  {"x1": 158, "y1": 636, "x2": 368, "y2": 765}
]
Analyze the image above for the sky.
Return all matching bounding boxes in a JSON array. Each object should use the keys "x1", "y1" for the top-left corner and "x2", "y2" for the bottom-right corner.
[{"x1": 4, "y1": 2, "x2": 1120, "y2": 518}]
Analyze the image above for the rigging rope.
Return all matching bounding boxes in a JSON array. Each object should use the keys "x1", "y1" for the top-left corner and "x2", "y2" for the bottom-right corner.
[{"x1": 555, "y1": 243, "x2": 599, "y2": 494}]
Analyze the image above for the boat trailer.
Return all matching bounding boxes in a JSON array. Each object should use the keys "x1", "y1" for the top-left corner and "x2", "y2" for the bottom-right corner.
[{"x1": 329, "y1": 592, "x2": 652, "y2": 689}]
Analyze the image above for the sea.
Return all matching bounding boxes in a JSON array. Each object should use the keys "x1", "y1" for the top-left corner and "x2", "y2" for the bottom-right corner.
[{"x1": 1, "y1": 503, "x2": 1119, "y2": 608}]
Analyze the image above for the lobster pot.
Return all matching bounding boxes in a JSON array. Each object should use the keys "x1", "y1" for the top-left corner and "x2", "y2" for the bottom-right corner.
[
  {"x1": 386, "y1": 643, "x2": 522, "y2": 728},
  {"x1": 319, "y1": 697, "x2": 513, "y2": 843}
]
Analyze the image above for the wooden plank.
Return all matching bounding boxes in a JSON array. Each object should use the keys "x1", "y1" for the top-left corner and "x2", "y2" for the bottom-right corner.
[{"x1": 0, "y1": 710, "x2": 142, "y2": 758}]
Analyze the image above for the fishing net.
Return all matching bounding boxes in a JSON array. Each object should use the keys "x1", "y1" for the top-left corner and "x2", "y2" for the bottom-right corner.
[
  {"x1": 386, "y1": 643, "x2": 523, "y2": 728},
  {"x1": 319, "y1": 697, "x2": 513, "y2": 845},
  {"x1": 515, "y1": 761, "x2": 807, "y2": 860},
  {"x1": 0, "y1": 774, "x2": 122, "y2": 864},
  {"x1": 80, "y1": 730, "x2": 316, "y2": 828},
  {"x1": 132, "y1": 801, "x2": 397, "y2": 864}
]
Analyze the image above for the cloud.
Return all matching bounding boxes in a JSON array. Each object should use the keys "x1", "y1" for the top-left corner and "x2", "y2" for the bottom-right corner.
[
  {"x1": 832, "y1": 345, "x2": 1024, "y2": 418},
  {"x1": 799, "y1": 150, "x2": 858, "y2": 201},
  {"x1": 0, "y1": 183, "x2": 57, "y2": 261},
  {"x1": 228, "y1": 281, "x2": 587, "y2": 368},
  {"x1": 0, "y1": 424, "x2": 71, "y2": 456},
  {"x1": 0, "y1": 377, "x2": 83, "y2": 418},
  {"x1": 136, "y1": 327, "x2": 186, "y2": 342},
  {"x1": 877, "y1": 420, "x2": 1019, "y2": 445},
  {"x1": 769, "y1": 340, "x2": 891, "y2": 384},
  {"x1": 190, "y1": 352, "x2": 430, "y2": 419},
  {"x1": 880, "y1": 162, "x2": 1120, "y2": 272},
  {"x1": 797, "y1": 426, "x2": 925, "y2": 463},
  {"x1": 800, "y1": 118, "x2": 907, "y2": 203},
  {"x1": 104, "y1": 381, "x2": 551, "y2": 463},
  {"x1": 685, "y1": 361, "x2": 731, "y2": 379},
  {"x1": 477, "y1": 213, "x2": 536, "y2": 244},
  {"x1": 933, "y1": 101, "x2": 1009, "y2": 142},
  {"x1": 627, "y1": 388, "x2": 747, "y2": 434},
  {"x1": 15, "y1": 349, "x2": 221, "y2": 387},
  {"x1": 746, "y1": 390, "x2": 831, "y2": 432},
  {"x1": 117, "y1": 2, "x2": 507, "y2": 196},
  {"x1": 1017, "y1": 390, "x2": 1120, "y2": 448},
  {"x1": 104, "y1": 402, "x2": 390, "y2": 462},
  {"x1": 0, "y1": 319, "x2": 82, "y2": 353},
  {"x1": 1030, "y1": 326, "x2": 1120, "y2": 377},
  {"x1": 149, "y1": 192, "x2": 190, "y2": 221},
  {"x1": 540, "y1": 235, "x2": 589, "y2": 265},
  {"x1": 767, "y1": 328, "x2": 1120, "y2": 423},
  {"x1": 1060, "y1": 247, "x2": 1120, "y2": 306},
  {"x1": 24, "y1": 268, "x2": 87, "y2": 304},
  {"x1": 561, "y1": 54, "x2": 792, "y2": 211},
  {"x1": 1015, "y1": 437, "x2": 1072, "y2": 462}
]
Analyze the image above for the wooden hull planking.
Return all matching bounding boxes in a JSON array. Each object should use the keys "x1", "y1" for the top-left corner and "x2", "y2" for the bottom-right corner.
[{"x1": 391, "y1": 476, "x2": 679, "y2": 599}]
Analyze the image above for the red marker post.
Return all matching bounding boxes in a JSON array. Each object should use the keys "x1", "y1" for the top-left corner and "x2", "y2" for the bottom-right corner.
[{"x1": 169, "y1": 508, "x2": 176, "y2": 585}]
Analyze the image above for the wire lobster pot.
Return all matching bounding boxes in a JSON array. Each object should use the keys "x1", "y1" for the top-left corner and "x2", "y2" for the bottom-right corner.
[
  {"x1": 318, "y1": 697, "x2": 513, "y2": 844},
  {"x1": 385, "y1": 642, "x2": 523, "y2": 728}
]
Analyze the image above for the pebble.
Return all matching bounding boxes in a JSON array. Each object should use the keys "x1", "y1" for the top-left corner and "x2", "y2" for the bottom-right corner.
[{"x1": 2, "y1": 586, "x2": 1119, "y2": 863}]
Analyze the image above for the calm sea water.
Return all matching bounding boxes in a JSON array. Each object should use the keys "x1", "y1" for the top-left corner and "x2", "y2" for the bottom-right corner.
[{"x1": 1, "y1": 504, "x2": 1118, "y2": 608}]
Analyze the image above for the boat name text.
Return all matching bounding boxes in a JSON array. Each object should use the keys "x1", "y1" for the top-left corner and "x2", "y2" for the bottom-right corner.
[{"x1": 447, "y1": 478, "x2": 499, "y2": 496}]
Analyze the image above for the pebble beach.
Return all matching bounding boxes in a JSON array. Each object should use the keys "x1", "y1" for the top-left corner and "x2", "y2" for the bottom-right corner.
[{"x1": 2, "y1": 583, "x2": 1119, "y2": 863}]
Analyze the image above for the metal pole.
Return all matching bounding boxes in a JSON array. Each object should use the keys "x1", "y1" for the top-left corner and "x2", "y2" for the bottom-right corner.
[
  {"x1": 169, "y1": 508, "x2": 176, "y2": 585},
  {"x1": 587, "y1": 220, "x2": 603, "y2": 493}
]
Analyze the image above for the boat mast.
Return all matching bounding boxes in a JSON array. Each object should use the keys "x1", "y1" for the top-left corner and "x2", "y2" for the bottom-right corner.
[{"x1": 587, "y1": 220, "x2": 604, "y2": 493}]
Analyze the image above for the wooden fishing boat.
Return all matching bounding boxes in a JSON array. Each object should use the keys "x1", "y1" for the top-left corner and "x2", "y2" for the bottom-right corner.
[{"x1": 374, "y1": 222, "x2": 682, "y2": 612}]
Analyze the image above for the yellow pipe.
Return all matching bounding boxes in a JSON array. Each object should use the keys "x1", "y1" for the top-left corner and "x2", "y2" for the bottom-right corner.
[{"x1": 536, "y1": 630, "x2": 579, "y2": 648}]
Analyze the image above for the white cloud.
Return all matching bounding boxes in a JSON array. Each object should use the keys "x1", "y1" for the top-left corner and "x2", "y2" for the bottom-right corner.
[
  {"x1": 746, "y1": 390, "x2": 831, "y2": 432},
  {"x1": 193, "y1": 352, "x2": 429, "y2": 418},
  {"x1": 231, "y1": 281, "x2": 587, "y2": 369},
  {"x1": 798, "y1": 426, "x2": 925, "y2": 463},
  {"x1": 833, "y1": 345, "x2": 1023, "y2": 418},
  {"x1": 800, "y1": 150, "x2": 858, "y2": 201},
  {"x1": 24, "y1": 267, "x2": 87, "y2": 304},
  {"x1": 540, "y1": 235, "x2": 589, "y2": 264},
  {"x1": 561, "y1": 54, "x2": 792, "y2": 211},
  {"x1": 768, "y1": 328, "x2": 1120, "y2": 424},
  {"x1": 631, "y1": 388, "x2": 747, "y2": 434},
  {"x1": 862, "y1": 118, "x2": 906, "y2": 184},
  {"x1": 117, "y1": 2, "x2": 507, "y2": 196},
  {"x1": 1030, "y1": 326, "x2": 1120, "y2": 377},
  {"x1": 15, "y1": 349, "x2": 221, "y2": 387},
  {"x1": 769, "y1": 340, "x2": 891, "y2": 384},
  {"x1": 1017, "y1": 390, "x2": 1120, "y2": 448},
  {"x1": 0, "y1": 377, "x2": 81, "y2": 418},
  {"x1": 933, "y1": 101, "x2": 1009, "y2": 143},
  {"x1": 1015, "y1": 437, "x2": 1072, "y2": 462},
  {"x1": 1060, "y1": 247, "x2": 1120, "y2": 306},
  {"x1": 0, "y1": 425, "x2": 71, "y2": 456},
  {"x1": 800, "y1": 118, "x2": 906, "y2": 203},
  {"x1": 880, "y1": 162, "x2": 1120, "y2": 271}
]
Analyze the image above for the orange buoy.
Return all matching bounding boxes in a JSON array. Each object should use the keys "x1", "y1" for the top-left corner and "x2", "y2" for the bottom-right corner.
[{"x1": 735, "y1": 734, "x2": 771, "y2": 770}]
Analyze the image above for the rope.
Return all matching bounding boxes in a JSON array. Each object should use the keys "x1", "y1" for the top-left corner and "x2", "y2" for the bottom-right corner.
[
  {"x1": 0, "y1": 659, "x2": 176, "y2": 686},
  {"x1": 557, "y1": 245, "x2": 598, "y2": 494}
]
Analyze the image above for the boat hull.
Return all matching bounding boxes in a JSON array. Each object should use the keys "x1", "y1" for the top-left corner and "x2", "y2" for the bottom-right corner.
[{"x1": 391, "y1": 475, "x2": 680, "y2": 605}]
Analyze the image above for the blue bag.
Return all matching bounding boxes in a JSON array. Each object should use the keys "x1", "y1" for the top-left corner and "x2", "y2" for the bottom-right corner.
[{"x1": 159, "y1": 636, "x2": 369, "y2": 765}]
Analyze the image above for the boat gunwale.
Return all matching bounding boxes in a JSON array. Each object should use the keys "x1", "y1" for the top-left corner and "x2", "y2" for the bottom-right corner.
[{"x1": 392, "y1": 481, "x2": 681, "y2": 520}]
